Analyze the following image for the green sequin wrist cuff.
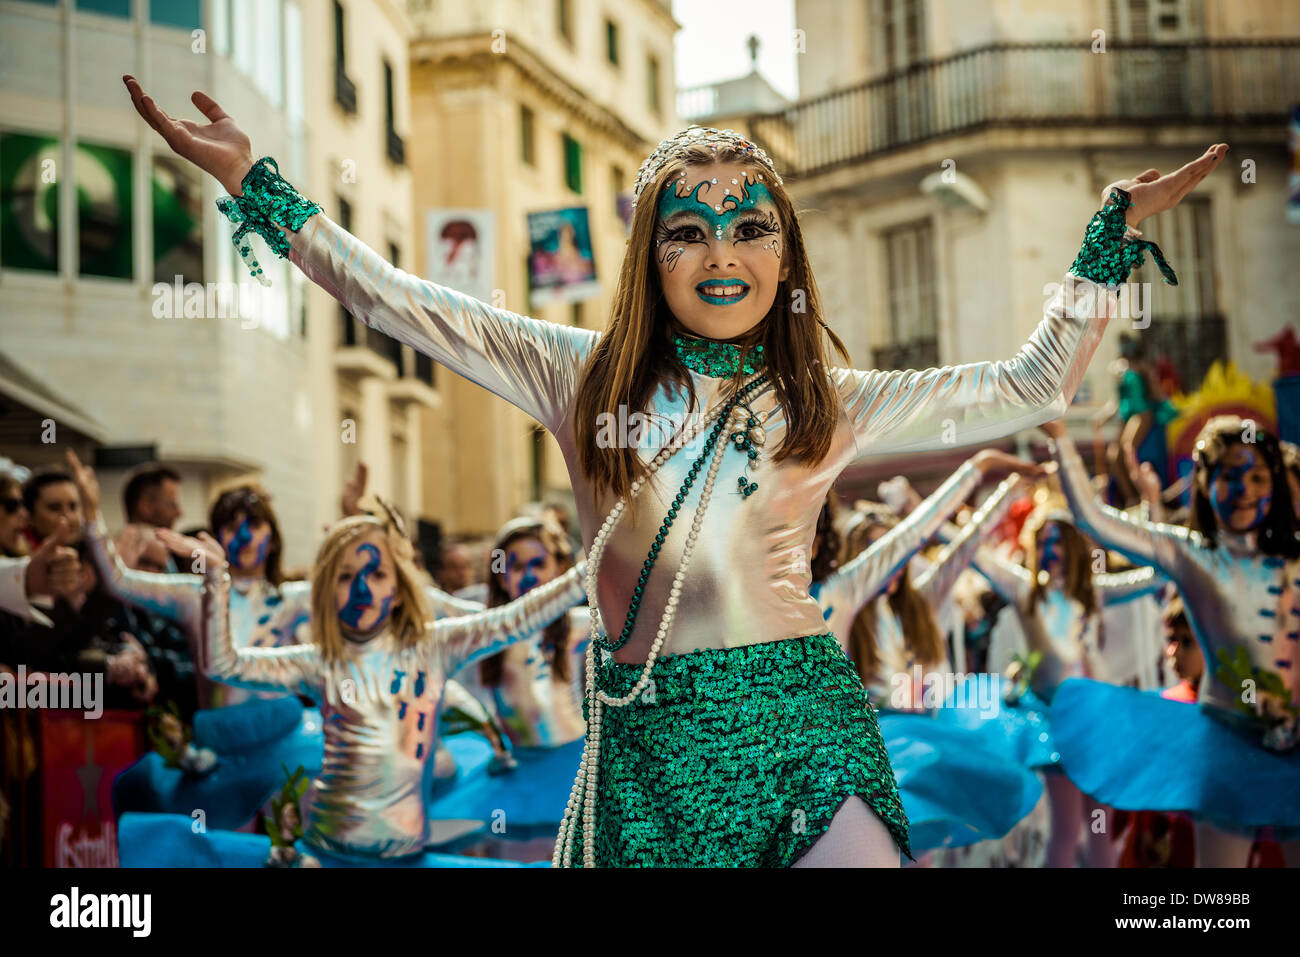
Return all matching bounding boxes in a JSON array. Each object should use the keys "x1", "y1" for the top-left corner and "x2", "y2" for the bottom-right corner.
[
  {"x1": 1068, "y1": 187, "x2": 1178, "y2": 288},
  {"x1": 215, "y1": 156, "x2": 322, "y2": 286}
]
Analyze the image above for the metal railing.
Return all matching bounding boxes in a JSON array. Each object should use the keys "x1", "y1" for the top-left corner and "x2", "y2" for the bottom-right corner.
[{"x1": 745, "y1": 41, "x2": 1299, "y2": 179}]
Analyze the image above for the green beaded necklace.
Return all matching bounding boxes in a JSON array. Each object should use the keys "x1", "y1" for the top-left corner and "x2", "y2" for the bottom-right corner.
[{"x1": 595, "y1": 338, "x2": 769, "y2": 653}]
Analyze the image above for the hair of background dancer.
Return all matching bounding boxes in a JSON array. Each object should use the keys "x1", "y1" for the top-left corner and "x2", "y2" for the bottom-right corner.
[
  {"x1": 309, "y1": 513, "x2": 431, "y2": 665},
  {"x1": 809, "y1": 496, "x2": 841, "y2": 584},
  {"x1": 839, "y1": 506, "x2": 945, "y2": 686},
  {"x1": 481, "y1": 516, "x2": 576, "y2": 686},
  {"x1": 208, "y1": 484, "x2": 285, "y2": 587},
  {"x1": 1188, "y1": 416, "x2": 1299, "y2": 559},
  {"x1": 20, "y1": 468, "x2": 74, "y2": 514},
  {"x1": 122, "y1": 462, "x2": 181, "y2": 522},
  {"x1": 573, "y1": 140, "x2": 851, "y2": 503},
  {"x1": 1022, "y1": 515, "x2": 1098, "y2": 617},
  {"x1": 1281, "y1": 440, "x2": 1300, "y2": 520}
]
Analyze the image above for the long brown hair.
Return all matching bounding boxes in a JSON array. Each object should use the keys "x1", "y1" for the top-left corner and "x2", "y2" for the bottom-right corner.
[
  {"x1": 574, "y1": 143, "x2": 850, "y2": 503},
  {"x1": 309, "y1": 514, "x2": 432, "y2": 666},
  {"x1": 209, "y1": 484, "x2": 285, "y2": 587},
  {"x1": 480, "y1": 518, "x2": 576, "y2": 686},
  {"x1": 841, "y1": 507, "x2": 945, "y2": 687},
  {"x1": 1023, "y1": 517, "x2": 1098, "y2": 617}
]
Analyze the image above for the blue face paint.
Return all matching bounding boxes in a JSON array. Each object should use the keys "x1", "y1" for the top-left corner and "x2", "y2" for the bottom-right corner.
[
  {"x1": 1211, "y1": 450, "x2": 1269, "y2": 529},
  {"x1": 1040, "y1": 524, "x2": 1063, "y2": 573},
  {"x1": 654, "y1": 175, "x2": 782, "y2": 278},
  {"x1": 224, "y1": 516, "x2": 270, "y2": 570},
  {"x1": 339, "y1": 542, "x2": 394, "y2": 630}
]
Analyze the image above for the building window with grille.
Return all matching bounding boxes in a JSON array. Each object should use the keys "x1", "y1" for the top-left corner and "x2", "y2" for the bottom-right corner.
[
  {"x1": 563, "y1": 133, "x2": 583, "y2": 194},
  {"x1": 384, "y1": 59, "x2": 405, "y2": 165},
  {"x1": 334, "y1": 1, "x2": 357, "y2": 115},
  {"x1": 875, "y1": 220, "x2": 938, "y2": 371},
  {"x1": 1138, "y1": 197, "x2": 1222, "y2": 392}
]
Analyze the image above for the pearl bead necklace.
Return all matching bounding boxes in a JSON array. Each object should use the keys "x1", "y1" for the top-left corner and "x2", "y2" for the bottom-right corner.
[{"x1": 553, "y1": 374, "x2": 765, "y2": 868}]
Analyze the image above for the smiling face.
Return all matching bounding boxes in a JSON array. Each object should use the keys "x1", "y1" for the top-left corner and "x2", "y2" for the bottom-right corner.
[
  {"x1": 334, "y1": 533, "x2": 400, "y2": 634},
  {"x1": 653, "y1": 161, "x2": 789, "y2": 341},
  {"x1": 1209, "y1": 445, "x2": 1273, "y2": 533},
  {"x1": 500, "y1": 536, "x2": 557, "y2": 601},
  {"x1": 219, "y1": 513, "x2": 273, "y2": 573}
]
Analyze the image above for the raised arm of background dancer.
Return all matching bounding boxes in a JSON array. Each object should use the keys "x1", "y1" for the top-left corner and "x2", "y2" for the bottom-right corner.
[
  {"x1": 818, "y1": 458, "x2": 982, "y2": 621},
  {"x1": 200, "y1": 555, "x2": 325, "y2": 697},
  {"x1": 1048, "y1": 426, "x2": 1195, "y2": 580},
  {"x1": 426, "y1": 585, "x2": 486, "y2": 619},
  {"x1": 916, "y1": 473, "x2": 1022, "y2": 607},
  {"x1": 435, "y1": 563, "x2": 588, "y2": 676},
  {"x1": 83, "y1": 513, "x2": 202, "y2": 635},
  {"x1": 1095, "y1": 565, "x2": 1167, "y2": 607}
]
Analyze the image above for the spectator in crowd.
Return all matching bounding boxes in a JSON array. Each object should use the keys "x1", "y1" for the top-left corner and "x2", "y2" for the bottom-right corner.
[
  {"x1": 1, "y1": 471, "x2": 29, "y2": 558},
  {"x1": 123, "y1": 463, "x2": 182, "y2": 529}
]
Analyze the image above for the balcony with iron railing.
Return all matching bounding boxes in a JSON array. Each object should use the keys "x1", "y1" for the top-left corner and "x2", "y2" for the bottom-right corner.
[{"x1": 743, "y1": 41, "x2": 1299, "y2": 180}]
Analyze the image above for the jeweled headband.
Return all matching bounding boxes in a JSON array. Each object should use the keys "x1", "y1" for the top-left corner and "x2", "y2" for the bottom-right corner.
[{"x1": 631, "y1": 126, "x2": 784, "y2": 209}]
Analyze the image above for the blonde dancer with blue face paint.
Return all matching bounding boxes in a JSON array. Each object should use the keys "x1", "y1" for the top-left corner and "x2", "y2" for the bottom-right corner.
[{"x1": 124, "y1": 73, "x2": 1226, "y2": 866}]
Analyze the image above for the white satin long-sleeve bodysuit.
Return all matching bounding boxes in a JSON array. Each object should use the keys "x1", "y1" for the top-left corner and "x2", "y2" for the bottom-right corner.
[{"x1": 286, "y1": 213, "x2": 1112, "y2": 669}]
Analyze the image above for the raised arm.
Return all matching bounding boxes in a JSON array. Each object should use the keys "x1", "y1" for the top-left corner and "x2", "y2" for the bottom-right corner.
[
  {"x1": 121, "y1": 77, "x2": 596, "y2": 433},
  {"x1": 435, "y1": 564, "x2": 587, "y2": 676},
  {"x1": 83, "y1": 514, "x2": 202, "y2": 634},
  {"x1": 1046, "y1": 424, "x2": 1196, "y2": 580},
  {"x1": 837, "y1": 147, "x2": 1227, "y2": 460},
  {"x1": 426, "y1": 585, "x2": 486, "y2": 620},
  {"x1": 818, "y1": 458, "x2": 982, "y2": 621},
  {"x1": 200, "y1": 559, "x2": 324, "y2": 697},
  {"x1": 1095, "y1": 565, "x2": 1167, "y2": 607},
  {"x1": 916, "y1": 473, "x2": 1023, "y2": 607}
]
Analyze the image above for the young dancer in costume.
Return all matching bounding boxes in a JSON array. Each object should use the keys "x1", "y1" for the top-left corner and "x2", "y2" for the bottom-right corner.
[
  {"x1": 811, "y1": 463, "x2": 1043, "y2": 853},
  {"x1": 1043, "y1": 416, "x2": 1300, "y2": 867},
  {"x1": 429, "y1": 516, "x2": 594, "y2": 855},
  {"x1": 123, "y1": 73, "x2": 1225, "y2": 866},
  {"x1": 192, "y1": 509, "x2": 585, "y2": 861},
  {"x1": 954, "y1": 491, "x2": 1165, "y2": 866}
]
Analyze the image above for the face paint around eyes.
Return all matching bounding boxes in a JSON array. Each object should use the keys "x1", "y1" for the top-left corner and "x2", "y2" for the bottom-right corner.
[
  {"x1": 516, "y1": 556, "x2": 546, "y2": 597},
  {"x1": 339, "y1": 542, "x2": 394, "y2": 630},
  {"x1": 654, "y1": 177, "x2": 782, "y2": 272},
  {"x1": 225, "y1": 518, "x2": 253, "y2": 565},
  {"x1": 1211, "y1": 453, "x2": 1268, "y2": 528}
]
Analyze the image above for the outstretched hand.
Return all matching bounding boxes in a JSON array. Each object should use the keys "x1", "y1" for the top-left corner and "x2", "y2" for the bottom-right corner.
[
  {"x1": 64, "y1": 449, "x2": 100, "y2": 522},
  {"x1": 122, "y1": 75, "x2": 254, "y2": 197},
  {"x1": 156, "y1": 528, "x2": 227, "y2": 576},
  {"x1": 1104, "y1": 143, "x2": 1228, "y2": 228}
]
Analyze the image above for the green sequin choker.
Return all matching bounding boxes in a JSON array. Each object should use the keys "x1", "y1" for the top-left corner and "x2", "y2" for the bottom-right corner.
[{"x1": 672, "y1": 333, "x2": 765, "y2": 378}]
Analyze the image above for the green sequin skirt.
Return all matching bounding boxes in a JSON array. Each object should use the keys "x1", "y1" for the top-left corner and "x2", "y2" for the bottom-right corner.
[{"x1": 574, "y1": 632, "x2": 912, "y2": 866}]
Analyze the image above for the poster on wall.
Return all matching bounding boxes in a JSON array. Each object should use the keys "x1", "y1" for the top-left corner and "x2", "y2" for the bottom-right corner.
[
  {"x1": 425, "y1": 209, "x2": 495, "y2": 304},
  {"x1": 527, "y1": 206, "x2": 599, "y2": 308}
]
